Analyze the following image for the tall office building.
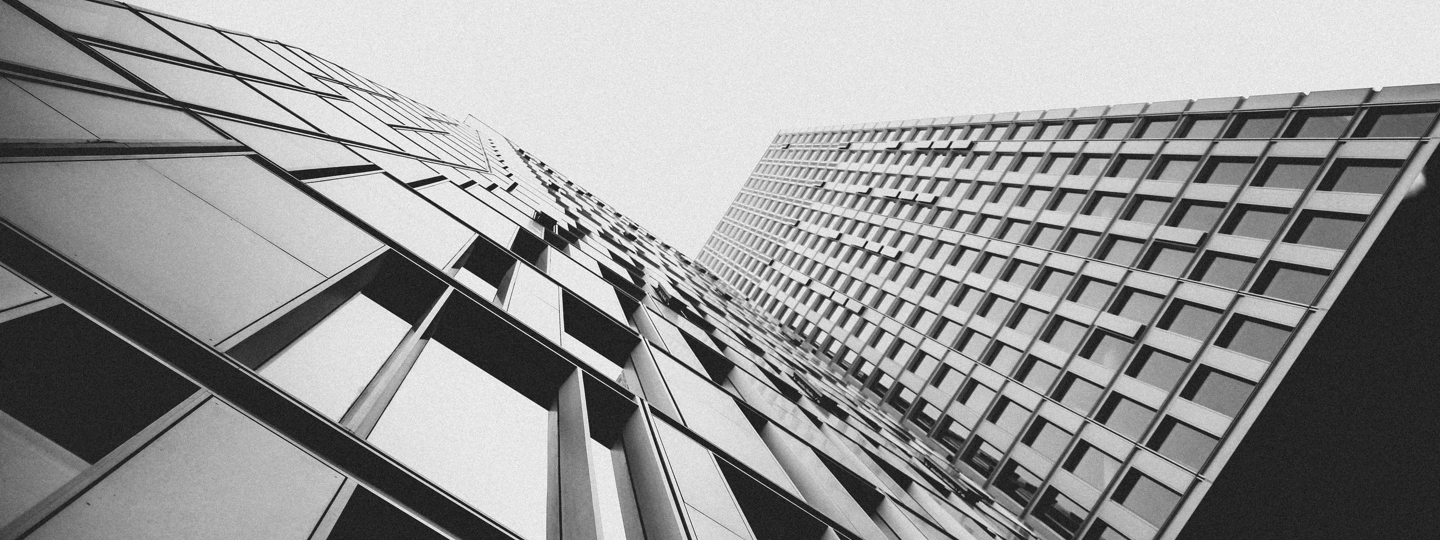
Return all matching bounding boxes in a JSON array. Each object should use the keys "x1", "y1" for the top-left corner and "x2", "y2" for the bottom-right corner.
[
  {"x1": 700, "y1": 81, "x2": 1440, "y2": 539},
  {"x1": 0, "y1": 2, "x2": 1046, "y2": 540}
]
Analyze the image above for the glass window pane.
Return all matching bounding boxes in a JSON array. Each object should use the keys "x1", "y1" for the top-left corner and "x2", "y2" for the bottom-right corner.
[
  {"x1": 0, "y1": 2, "x2": 137, "y2": 89},
  {"x1": 1064, "y1": 442, "x2": 1120, "y2": 489},
  {"x1": 1098, "y1": 395, "x2": 1156, "y2": 440},
  {"x1": 1284, "y1": 211, "x2": 1366, "y2": 250},
  {"x1": 327, "y1": 487, "x2": 450, "y2": 540},
  {"x1": 100, "y1": 50, "x2": 305, "y2": 129},
  {"x1": 1074, "y1": 155, "x2": 1109, "y2": 176},
  {"x1": 1024, "y1": 420, "x2": 1073, "y2": 461},
  {"x1": 257, "y1": 294, "x2": 411, "y2": 419},
  {"x1": 0, "y1": 159, "x2": 324, "y2": 345},
  {"x1": 1252, "y1": 158, "x2": 1322, "y2": 189},
  {"x1": 1067, "y1": 121, "x2": 1096, "y2": 139},
  {"x1": 1099, "y1": 236, "x2": 1144, "y2": 266},
  {"x1": 1252, "y1": 263, "x2": 1329, "y2": 304},
  {"x1": 1018, "y1": 356, "x2": 1061, "y2": 391},
  {"x1": 1283, "y1": 109, "x2": 1354, "y2": 138},
  {"x1": 1221, "y1": 205, "x2": 1289, "y2": 239},
  {"x1": 1182, "y1": 367, "x2": 1254, "y2": 416},
  {"x1": 1159, "y1": 302, "x2": 1222, "y2": 341},
  {"x1": 1107, "y1": 155, "x2": 1150, "y2": 178},
  {"x1": 20, "y1": 0, "x2": 206, "y2": 63},
  {"x1": 369, "y1": 341, "x2": 551, "y2": 540},
  {"x1": 26, "y1": 399, "x2": 343, "y2": 540},
  {"x1": 147, "y1": 16, "x2": 291, "y2": 81},
  {"x1": 1126, "y1": 347, "x2": 1189, "y2": 391},
  {"x1": 1151, "y1": 156, "x2": 1199, "y2": 181},
  {"x1": 1169, "y1": 200, "x2": 1227, "y2": 231},
  {"x1": 1080, "y1": 332, "x2": 1134, "y2": 370},
  {"x1": 1225, "y1": 112, "x2": 1285, "y2": 138},
  {"x1": 1216, "y1": 316, "x2": 1292, "y2": 361},
  {"x1": 1071, "y1": 277, "x2": 1116, "y2": 308},
  {"x1": 1111, "y1": 288, "x2": 1164, "y2": 322},
  {"x1": 0, "y1": 306, "x2": 197, "y2": 528},
  {"x1": 310, "y1": 172, "x2": 473, "y2": 269},
  {"x1": 11, "y1": 78, "x2": 223, "y2": 141},
  {"x1": 209, "y1": 116, "x2": 369, "y2": 171},
  {"x1": 1113, "y1": 472, "x2": 1180, "y2": 526},
  {"x1": 1180, "y1": 116, "x2": 1226, "y2": 139},
  {"x1": 1140, "y1": 243, "x2": 1195, "y2": 277},
  {"x1": 1318, "y1": 160, "x2": 1402, "y2": 194},
  {"x1": 1149, "y1": 418, "x2": 1218, "y2": 470},
  {"x1": 253, "y1": 83, "x2": 393, "y2": 147},
  {"x1": 1353, "y1": 105, "x2": 1439, "y2": 138},
  {"x1": 1055, "y1": 374, "x2": 1103, "y2": 413},
  {"x1": 1137, "y1": 117, "x2": 1177, "y2": 138},
  {"x1": 1190, "y1": 252, "x2": 1256, "y2": 289},
  {"x1": 0, "y1": 77, "x2": 93, "y2": 140},
  {"x1": 1195, "y1": 157, "x2": 1255, "y2": 185},
  {"x1": 1100, "y1": 120, "x2": 1134, "y2": 139},
  {"x1": 995, "y1": 461, "x2": 1042, "y2": 505},
  {"x1": 1044, "y1": 318, "x2": 1087, "y2": 352},
  {"x1": 1084, "y1": 193, "x2": 1127, "y2": 218},
  {"x1": 1035, "y1": 268, "x2": 1074, "y2": 297},
  {"x1": 1123, "y1": 197, "x2": 1171, "y2": 224},
  {"x1": 1035, "y1": 488, "x2": 1086, "y2": 537}
]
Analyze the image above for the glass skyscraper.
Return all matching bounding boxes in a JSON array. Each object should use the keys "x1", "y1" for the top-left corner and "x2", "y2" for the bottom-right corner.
[{"x1": 3, "y1": 1, "x2": 1437, "y2": 540}]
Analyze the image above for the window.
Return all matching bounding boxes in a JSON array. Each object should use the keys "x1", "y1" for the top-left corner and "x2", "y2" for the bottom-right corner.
[
  {"x1": 1216, "y1": 316, "x2": 1292, "y2": 361},
  {"x1": 1112, "y1": 471, "x2": 1181, "y2": 526},
  {"x1": 1018, "y1": 356, "x2": 1061, "y2": 390},
  {"x1": 1036, "y1": 122, "x2": 1065, "y2": 140},
  {"x1": 987, "y1": 154, "x2": 1015, "y2": 171},
  {"x1": 1318, "y1": 159, "x2": 1403, "y2": 194},
  {"x1": 1252, "y1": 262, "x2": 1329, "y2": 304},
  {"x1": 1191, "y1": 252, "x2": 1256, "y2": 289},
  {"x1": 958, "y1": 330, "x2": 990, "y2": 358},
  {"x1": 1055, "y1": 374, "x2": 1104, "y2": 412},
  {"x1": 1107, "y1": 155, "x2": 1151, "y2": 178},
  {"x1": 1044, "y1": 318, "x2": 1088, "y2": 352},
  {"x1": 1034, "y1": 268, "x2": 1075, "y2": 296},
  {"x1": 979, "y1": 295, "x2": 1015, "y2": 323},
  {"x1": 1098, "y1": 236, "x2": 1144, "y2": 266},
  {"x1": 957, "y1": 380, "x2": 997, "y2": 410},
  {"x1": 1110, "y1": 288, "x2": 1164, "y2": 322},
  {"x1": 1013, "y1": 154, "x2": 1042, "y2": 173},
  {"x1": 1067, "y1": 121, "x2": 1098, "y2": 139},
  {"x1": 1194, "y1": 157, "x2": 1256, "y2": 185},
  {"x1": 1010, "y1": 124, "x2": 1036, "y2": 140},
  {"x1": 995, "y1": 461, "x2": 1043, "y2": 505},
  {"x1": 1221, "y1": 205, "x2": 1289, "y2": 239},
  {"x1": 1224, "y1": 112, "x2": 1286, "y2": 138},
  {"x1": 1099, "y1": 119, "x2": 1135, "y2": 139},
  {"x1": 1073, "y1": 155, "x2": 1110, "y2": 176},
  {"x1": 1182, "y1": 367, "x2": 1254, "y2": 416},
  {"x1": 1158, "y1": 301, "x2": 1223, "y2": 340},
  {"x1": 1023, "y1": 420, "x2": 1074, "y2": 461},
  {"x1": 0, "y1": 307, "x2": 198, "y2": 529},
  {"x1": 962, "y1": 439, "x2": 1003, "y2": 476},
  {"x1": 1084, "y1": 522, "x2": 1133, "y2": 540},
  {"x1": 1028, "y1": 224, "x2": 1063, "y2": 249},
  {"x1": 1252, "y1": 158, "x2": 1323, "y2": 189},
  {"x1": 1178, "y1": 115, "x2": 1227, "y2": 139},
  {"x1": 1149, "y1": 418, "x2": 1218, "y2": 470},
  {"x1": 1098, "y1": 395, "x2": 1156, "y2": 440},
  {"x1": 1137, "y1": 117, "x2": 1178, "y2": 138},
  {"x1": 1150, "y1": 156, "x2": 1200, "y2": 181},
  {"x1": 1065, "y1": 442, "x2": 1121, "y2": 489},
  {"x1": 1168, "y1": 200, "x2": 1227, "y2": 231},
  {"x1": 1043, "y1": 155, "x2": 1074, "y2": 174},
  {"x1": 987, "y1": 398, "x2": 1032, "y2": 434},
  {"x1": 999, "y1": 220, "x2": 1029, "y2": 242},
  {"x1": 1284, "y1": 210, "x2": 1366, "y2": 249},
  {"x1": 985, "y1": 344, "x2": 1024, "y2": 373},
  {"x1": 1070, "y1": 277, "x2": 1117, "y2": 308},
  {"x1": 1283, "y1": 109, "x2": 1354, "y2": 138},
  {"x1": 1139, "y1": 243, "x2": 1196, "y2": 276},
  {"x1": 1080, "y1": 332, "x2": 1134, "y2": 370},
  {"x1": 953, "y1": 286, "x2": 984, "y2": 312},
  {"x1": 1050, "y1": 189, "x2": 1089, "y2": 212},
  {"x1": 1022, "y1": 186, "x2": 1055, "y2": 208},
  {"x1": 1126, "y1": 347, "x2": 1190, "y2": 391},
  {"x1": 1123, "y1": 196, "x2": 1171, "y2": 224},
  {"x1": 975, "y1": 253, "x2": 1007, "y2": 277},
  {"x1": 1062, "y1": 231, "x2": 1101, "y2": 256},
  {"x1": 1003, "y1": 260, "x2": 1039, "y2": 285},
  {"x1": 1035, "y1": 488, "x2": 1087, "y2": 538},
  {"x1": 1352, "y1": 104, "x2": 1440, "y2": 137},
  {"x1": 1084, "y1": 192, "x2": 1127, "y2": 218}
]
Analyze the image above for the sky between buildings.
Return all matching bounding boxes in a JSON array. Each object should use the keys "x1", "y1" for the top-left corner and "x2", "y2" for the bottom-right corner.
[{"x1": 131, "y1": 0, "x2": 1440, "y2": 256}]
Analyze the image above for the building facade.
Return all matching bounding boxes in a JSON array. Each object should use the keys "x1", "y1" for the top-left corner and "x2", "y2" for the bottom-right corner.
[
  {"x1": 699, "y1": 81, "x2": 1440, "y2": 539},
  {"x1": 0, "y1": 2, "x2": 1041, "y2": 540}
]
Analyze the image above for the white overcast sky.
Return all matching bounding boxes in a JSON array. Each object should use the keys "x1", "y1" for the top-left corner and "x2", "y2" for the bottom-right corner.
[{"x1": 132, "y1": 0, "x2": 1440, "y2": 256}]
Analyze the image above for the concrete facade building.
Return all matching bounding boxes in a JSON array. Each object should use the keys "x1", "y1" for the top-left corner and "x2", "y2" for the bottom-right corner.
[{"x1": 700, "y1": 82, "x2": 1440, "y2": 540}]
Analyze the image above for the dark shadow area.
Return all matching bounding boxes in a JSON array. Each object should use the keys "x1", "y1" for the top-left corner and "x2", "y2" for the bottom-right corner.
[{"x1": 1180, "y1": 160, "x2": 1440, "y2": 539}]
